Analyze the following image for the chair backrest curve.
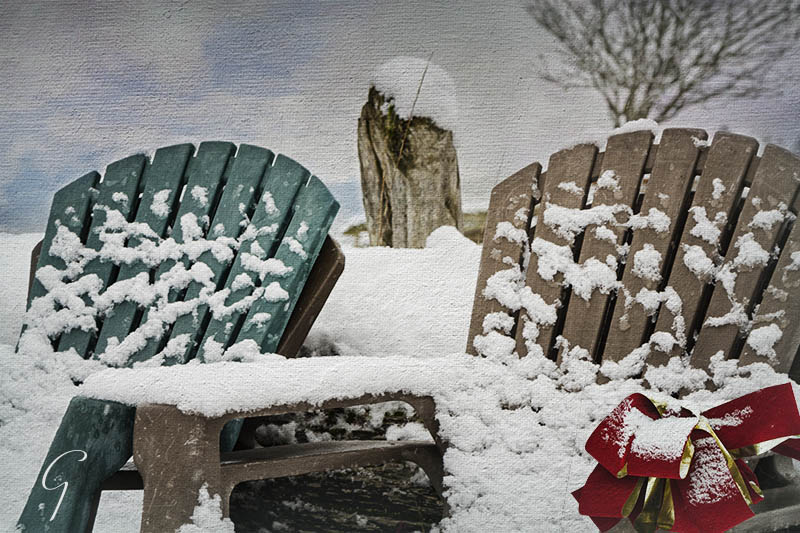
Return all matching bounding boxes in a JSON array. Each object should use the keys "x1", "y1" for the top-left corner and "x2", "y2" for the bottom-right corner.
[
  {"x1": 467, "y1": 129, "x2": 800, "y2": 384},
  {"x1": 22, "y1": 142, "x2": 340, "y2": 367}
]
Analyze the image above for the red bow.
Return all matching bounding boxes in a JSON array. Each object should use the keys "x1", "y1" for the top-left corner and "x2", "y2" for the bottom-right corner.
[{"x1": 573, "y1": 383, "x2": 800, "y2": 532}]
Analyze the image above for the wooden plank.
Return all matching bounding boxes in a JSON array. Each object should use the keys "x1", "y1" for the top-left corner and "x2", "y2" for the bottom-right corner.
[
  {"x1": 558, "y1": 131, "x2": 652, "y2": 360},
  {"x1": 603, "y1": 129, "x2": 705, "y2": 363},
  {"x1": 739, "y1": 215, "x2": 800, "y2": 372},
  {"x1": 235, "y1": 175, "x2": 339, "y2": 351},
  {"x1": 464, "y1": 163, "x2": 539, "y2": 356},
  {"x1": 692, "y1": 144, "x2": 800, "y2": 369},
  {"x1": 648, "y1": 133, "x2": 758, "y2": 367},
  {"x1": 196, "y1": 155, "x2": 309, "y2": 361},
  {"x1": 517, "y1": 144, "x2": 597, "y2": 359},
  {"x1": 27, "y1": 171, "x2": 99, "y2": 306},
  {"x1": 166, "y1": 144, "x2": 274, "y2": 364},
  {"x1": 93, "y1": 144, "x2": 194, "y2": 359},
  {"x1": 57, "y1": 154, "x2": 147, "y2": 355},
  {"x1": 129, "y1": 141, "x2": 235, "y2": 364},
  {"x1": 157, "y1": 141, "x2": 235, "y2": 265}
]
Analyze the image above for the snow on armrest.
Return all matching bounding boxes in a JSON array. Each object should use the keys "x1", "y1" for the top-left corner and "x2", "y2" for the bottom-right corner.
[{"x1": 78, "y1": 355, "x2": 466, "y2": 418}]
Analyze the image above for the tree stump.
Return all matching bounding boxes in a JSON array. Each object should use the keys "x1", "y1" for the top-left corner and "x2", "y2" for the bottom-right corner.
[{"x1": 357, "y1": 87, "x2": 463, "y2": 248}]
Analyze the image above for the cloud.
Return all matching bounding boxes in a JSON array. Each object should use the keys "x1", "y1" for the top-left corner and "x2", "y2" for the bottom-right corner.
[
  {"x1": 201, "y1": 5, "x2": 330, "y2": 96},
  {"x1": 1, "y1": 0, "x2": 799, "y2": 232}
]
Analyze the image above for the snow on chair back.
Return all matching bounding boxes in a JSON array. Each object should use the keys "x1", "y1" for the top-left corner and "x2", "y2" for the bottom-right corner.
[
  {"x1": 17, "y1": 143, "x2": 341, "y2": 533},
  {"x1": 21, "y1": 142, "x2": 339, "y2": 368},
  {"x1": 467, "y1": 129, "x2": 800, "y2": 385}
]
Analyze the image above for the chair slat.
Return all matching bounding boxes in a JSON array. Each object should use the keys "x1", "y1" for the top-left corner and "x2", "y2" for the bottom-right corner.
[
  {"x1": 465, "y1": 164, "x2": 539, "y2": 356},
  {"x1": 520, "y1": 144, "x2": 597, "y2": 358},
  {"x1": 692, "y1": 144, "x2": 800, "y2": 368},
  {"x1": 93, "y1": 144, "x2": 194, "y2": 358},
  {"x1": 129, "y1": 142, "x2": 236, "y2": 364},
  {"x1": 158, "y1": 142, "x2": 235, "y2": 258},
  {"x1": 235, "y1": 175, "x2": 339, "y2": 351},
  {"x1": 166, "y1": 144, "x2": 275, "y2": 363},
  {"x1": 27, "y1": 171, "x2": 99, "y2": 306},
  {"x1": 558, "y1": 131, "x2": 652, "y2": 360},
  {"x1": 739, "y1": 217, "x2": 800, "y2": 372},
  {"x1": 57, "y1": 155, "x2": 147, "y2": 355},
  {"x1": 648, "y1": 133, "x2": 758, "y2": 367},
  {"x1": 603, "y1": 129, "x2": 705, "y2": 363},
  {"x1": 196, "y1": 155, "x2": 309, "y2": 361}
]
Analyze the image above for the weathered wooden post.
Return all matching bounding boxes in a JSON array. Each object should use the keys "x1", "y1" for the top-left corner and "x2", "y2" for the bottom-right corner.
[{"x1": 357, "y1": 87, "x2": 463, "y2": 248}]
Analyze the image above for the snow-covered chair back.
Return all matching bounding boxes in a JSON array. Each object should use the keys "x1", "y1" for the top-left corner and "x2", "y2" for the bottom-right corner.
[
  {"x1": 17, "y1": 142, "x2": 347, "y2": 532},
  {"x1": 467, "y1": 129, "x2": 800, "y2": 386},
  {"x1": 22, "y1": 142, "x2": 345, "y2": 456},
  {"x1": 22, "y1": 142, "x2": 342, "y2": 366}
]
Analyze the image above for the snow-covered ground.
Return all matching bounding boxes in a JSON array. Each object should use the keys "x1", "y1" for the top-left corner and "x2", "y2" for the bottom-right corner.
[{"x1": 1, "y1": 228, "x2": 797, "y2": 532}]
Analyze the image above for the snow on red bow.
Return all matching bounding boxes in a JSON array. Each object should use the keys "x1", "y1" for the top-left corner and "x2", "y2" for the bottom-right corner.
[{"x1": 573, "y1": 383, "x2": 800, "y2": 532}]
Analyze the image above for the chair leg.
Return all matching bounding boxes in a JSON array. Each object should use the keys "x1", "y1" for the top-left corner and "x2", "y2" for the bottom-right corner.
[
  {"x1": 402, "y1": 446, "x2": 445, "y2": 498},
  {"x1": 221, "y1": 483, "x2": 236, "y2": 518},
  {"x1": 16, "y1": 397, "x2": 135, "y2": 533},
  {"x1": 405, "y1": 397, "x2": 448, "y2": 512},
  {"x1": 133, "y1": 404, "x2": 227, "y2": 533},
  {"x1": 408, "y1": 397, "x2": 445, "y2": 451},
  {"x1": 85, "y1": 489, "x2": 102, "y2": 533}
]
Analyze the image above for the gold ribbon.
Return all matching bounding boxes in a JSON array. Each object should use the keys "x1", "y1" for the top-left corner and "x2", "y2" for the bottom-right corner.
[{"x1": 615, "y1": 415, "x2": 769, "y2": 532}]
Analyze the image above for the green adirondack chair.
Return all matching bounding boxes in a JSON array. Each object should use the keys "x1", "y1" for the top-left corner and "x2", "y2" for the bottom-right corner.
[{"x1": 17, "y1": 142, "x2": 341, "y2": 532}]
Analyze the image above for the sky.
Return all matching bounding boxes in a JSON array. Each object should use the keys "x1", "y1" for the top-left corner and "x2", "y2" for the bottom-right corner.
[{"x1": 2, "y1": 0, "x2": 799, "y2": 234}]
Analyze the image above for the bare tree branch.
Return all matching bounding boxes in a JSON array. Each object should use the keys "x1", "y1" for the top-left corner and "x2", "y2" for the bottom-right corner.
[{"x1": 526, "y1": 0, "x2": 800, "y2": 126}]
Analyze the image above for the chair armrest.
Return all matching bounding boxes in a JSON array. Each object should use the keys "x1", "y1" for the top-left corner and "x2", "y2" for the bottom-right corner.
[{"x1": 138, "y1": 393, "x2": 444, "y2": 452}]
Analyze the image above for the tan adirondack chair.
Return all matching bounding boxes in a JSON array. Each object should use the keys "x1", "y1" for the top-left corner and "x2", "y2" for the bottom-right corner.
[{"x1": 467, "y1": 129, "x2": 800, "y2": 532}]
